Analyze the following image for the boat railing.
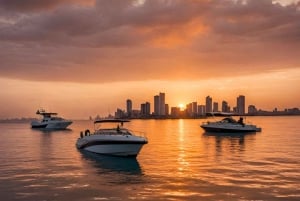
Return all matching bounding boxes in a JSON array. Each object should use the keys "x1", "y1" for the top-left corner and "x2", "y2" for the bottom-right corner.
[
  {"x1": 127, "y1": 129, "x2": 147, "y2": 138},
  {"x1": 93, "y1": 128, "x2": 146, "y2": 138},
  {"x1": 94, "y1": 128, "x2": 127, "y2": 135},
  {"x1": 79, "y1": 127, "x2": 147, "y2": 139}
]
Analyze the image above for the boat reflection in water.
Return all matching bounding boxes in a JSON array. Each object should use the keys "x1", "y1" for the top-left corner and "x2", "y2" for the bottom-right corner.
[
  {"x1": 202, "y1": 131, "x2": 257, "y2": 154},
  {"x1": 32, "y1": 128, "x2": 73, "y2": 135},
  {"x1": 79, "y1": 150, "x2": 143, "y2": 175},
  {"x1": 203, "y1": 130, "x2": 257, "y2": 137}
]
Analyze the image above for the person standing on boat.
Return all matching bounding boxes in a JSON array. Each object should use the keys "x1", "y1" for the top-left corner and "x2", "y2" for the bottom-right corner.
[{"x1": 238, "y1": 117, "x2": 245, "y2": 126}]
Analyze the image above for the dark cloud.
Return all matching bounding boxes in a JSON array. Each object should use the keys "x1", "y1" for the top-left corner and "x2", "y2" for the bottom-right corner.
[
  {"x1": 0, "y1": 0, "x2": 299, "y2": 83},
  {"x1": 0, "y1": 0, "x2": 93, "y2": 12},
  {"x1": 205, "y1": 0, "x2": 300, "y2": 42}
]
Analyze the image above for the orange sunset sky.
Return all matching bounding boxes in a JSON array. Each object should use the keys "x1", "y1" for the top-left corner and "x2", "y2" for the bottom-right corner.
[{"x1": 0, "y1": 0, "x2": 299, "y2": 119}]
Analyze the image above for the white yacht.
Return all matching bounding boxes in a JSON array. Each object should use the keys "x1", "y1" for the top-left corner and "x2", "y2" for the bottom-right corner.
[
  {"x1": 76, "y1": 119, "x2": 148, "y2": 157},
  {"x1": 201, "y1": 117, "x2": 262, "y2": 133},
  {"x1": 31, "y1": 109, "x2": 72, "y2": 129}
]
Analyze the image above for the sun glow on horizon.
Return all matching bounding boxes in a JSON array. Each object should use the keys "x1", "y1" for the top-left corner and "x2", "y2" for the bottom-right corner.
[
  {"x1": 178, "y1": 103, "x2": 186, "y2": 111},
  {"x1": 0, "y1": 67, "x2": 299, "y2": 119}
]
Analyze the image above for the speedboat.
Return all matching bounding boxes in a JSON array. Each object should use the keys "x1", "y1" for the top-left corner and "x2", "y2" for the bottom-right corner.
[
  {"x1": 76, "y1": 119, "x2": 148, "y2": 157},
  {"x1": 200, "y1": 117, "x2": 261, "y2": 133},
  {"x1": 31, "y1": 109, "x2": 72, "y2": 129}
]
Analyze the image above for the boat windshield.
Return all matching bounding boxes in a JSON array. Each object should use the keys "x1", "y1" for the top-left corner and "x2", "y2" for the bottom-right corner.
[
  {"x1": 94, "y1": 122, "x2": 124, "y2": 129},
  {"x1": 94, "y1": 120, "x2": 129, "y2": 132},
  {"x1": 221, "y1": 117, "x2": 237, "y2": 123},
  {"x1": 50, "y1": 117, "x2": 63, "y2": 121},
  {"x1": 94, "y1": 119, "x2": 129, "y2": 127}
]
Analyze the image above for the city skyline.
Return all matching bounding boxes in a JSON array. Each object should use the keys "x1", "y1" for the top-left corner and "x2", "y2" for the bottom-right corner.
[
  {"x1": 1, "y1": 86, "x2": 300, "y2": 119},
  {"x1": 1, "y1": 90, "x2": 299, "y2": 120},
  {"x1": 0, "y1": 0, "x2": 299, "y2": 119},
  {"x1": 113, "y1": 92, "x2": 299, "y2": 119}
]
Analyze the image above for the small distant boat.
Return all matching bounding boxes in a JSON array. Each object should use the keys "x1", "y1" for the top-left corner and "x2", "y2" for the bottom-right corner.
[
  {"x1": 31, "y1": 109, "x2": 72, "y2": 129},
  {"x1": 200, "y1": 117, "x2": 262, "y2": 133},
  {"x1": 76, "y1": 119, "x2": 148, "y2": 157}
]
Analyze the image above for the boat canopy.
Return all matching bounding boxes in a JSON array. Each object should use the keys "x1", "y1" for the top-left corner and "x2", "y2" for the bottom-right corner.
[
  {"x1": 206, "y1": 112, "x2": 235, "y2": 116},
  {"x1": 94, "y1": 119, "x2": 130, "y2": 124},
  {"x1": 36, "y1": 110, "x2": 58, "y2": 116}
]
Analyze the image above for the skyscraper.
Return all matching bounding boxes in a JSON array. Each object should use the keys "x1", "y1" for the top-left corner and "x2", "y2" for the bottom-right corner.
[
  {"x1": 222, "y1": 101, "x2": 230, "y2": 113},
  {"x1": 206, "y1": 96, "x2": 212, "y2": 114},
  {"x1": 141, "y1": 102, "x2": 151, "y2": 116},
  {"x1": 145, "y1": 102, "x2": 151, "y2": 116},
  {"x1": 154, "y1": 95, "x2": 160, "y2": 115},
  {"x1": 165, "y1": 104, "x2": 169, "y2": 116},
  {"x1": 197, "y1": 105, "x2": 206, "y2": 116},
  {"x1": 237, "y1": 95, "x2": 245, "y2": 115},
  {"x1": 126, "y1": 99, "x2": 132, "y2": 117},
  {"x1": 213, "y1": 102, "x2": 218, "y2": 112},
  {"x1": 154, "y1": 92, "x2": 166, "y2": 116},
  {"x1": 171, "y1": 107, "x2": 180, "y2": 117},
  {"x1": 248, "y1": 105, "x2": 257, "y2": 115},
  {"x1": 159, "y1": 92, "x2": 165, "y2": 116},
  {"x1": 192, "y1": 102, "x2": 198, "y2": 116},
  {"x1": 186, "y1": 103, "x2": 193, "y2": 116},
  {"x1": 185, "y1": 101, "x2": 197, "y2": 117}
]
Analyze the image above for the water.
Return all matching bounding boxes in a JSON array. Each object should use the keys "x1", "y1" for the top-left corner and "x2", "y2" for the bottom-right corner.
[{"x1": 0, "y1": 116, "x2": 299, "y2": 201}]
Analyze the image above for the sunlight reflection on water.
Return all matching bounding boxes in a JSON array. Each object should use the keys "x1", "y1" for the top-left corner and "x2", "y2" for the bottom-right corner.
[{"x1": 0, "y1": 117, "x2": 299, "y2": 200}]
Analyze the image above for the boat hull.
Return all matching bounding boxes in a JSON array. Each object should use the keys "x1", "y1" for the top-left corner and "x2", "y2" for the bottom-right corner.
[
  {"x1": 31, "y1": 120, "x2": 72, "y2": 129},
  {"x1": 80, "y1": 144, "x2": 145, "y2": 157},
  {"x1": 76, "y1": 135, "x2": 148, "y2": 157},
  {"x1": 201, "y1": 124, "x2": 261, "y2": 133}
]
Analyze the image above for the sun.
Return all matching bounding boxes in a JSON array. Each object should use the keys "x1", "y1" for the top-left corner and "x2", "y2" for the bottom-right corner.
[{"x1": 178, "y1": 103, "x2": 185, "y2": 111}]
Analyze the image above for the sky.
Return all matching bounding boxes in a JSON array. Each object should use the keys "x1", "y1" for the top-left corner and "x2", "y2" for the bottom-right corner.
[{"x1": 0, "y1": 0, "x2": 299, "y2": 119}]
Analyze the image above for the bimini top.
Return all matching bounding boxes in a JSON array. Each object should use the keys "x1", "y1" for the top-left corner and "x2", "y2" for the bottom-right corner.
[
  {"x1": 36, "y1": 109, "x2": 57, "y2": 116},
  {"x1": 94, "y1": 119, "x2": 130, "y2": 124}
]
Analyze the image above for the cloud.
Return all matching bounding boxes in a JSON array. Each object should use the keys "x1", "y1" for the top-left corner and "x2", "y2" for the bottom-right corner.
[
  {"x1": 0, "y1": 0, "x2": 94, "y2": 12},
  {"x1": 205, "y1": 0, "x2": 300, "y2": 42},
  {"x1": 0, "y1": 0, "x2": 299, "y2": 83}
]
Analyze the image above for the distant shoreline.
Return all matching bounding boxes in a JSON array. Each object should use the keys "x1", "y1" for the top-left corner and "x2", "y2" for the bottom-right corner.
[{"x1": 1, "y1": 114, "x2": 300, "y2": 123}]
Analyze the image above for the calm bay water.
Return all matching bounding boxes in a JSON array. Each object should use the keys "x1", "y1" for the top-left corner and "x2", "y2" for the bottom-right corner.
[{"x1": 0, "y1": 116, "x2": 299, "y2": 201}]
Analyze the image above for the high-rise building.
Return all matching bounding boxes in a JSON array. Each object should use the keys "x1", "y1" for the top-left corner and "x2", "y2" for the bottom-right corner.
[
  {"x1": 126, "y1": 99, "x2": 132, "y2": 117},
  {"x1": 115, "y1": 108, "x2": 125, "y2": 119},
  {"x1": 145, "y1": 102, "x2": 151, "y2": 116},
  {"x1": 141, "y1": 102, "x2": 151, "y2": 116},
  {"x1": 222, "y1": 101, "x2": 230, "y2": 113},
  {"x1": 170, "y1": 107, "x2": 180, "y2": 118},
  {"x1": 237, "y1": 95, "x2": 245, "y2": 115},
  {"x1": 192, "y1": 102, "x2": 198, "y2": 116},
  {"x1": 154, "y1": 92, "x2": 166, "y2": 116},
  {"x1": 165, "y1": 104, "x2": 169, "y2": 116},
  {"x1": 248, "y1": 105, "x2": 257, "y2": 115},
  {"x1": 186, "y1": 103, "x2": 193, "y2": 116},
  {"x1": 213, "y1": 102, "x2": 218, "y2": 112},
  {"x1": 206, "y1": 96, "x2": 212, "y2": 114},
  {"x1": 197, "y1": 105, "x2": 206, "y2": 116},
  {"x1": 154, "y1": 95, "x2": 160, "y2": 115},
  {"x1": 141, "y1": 103, "x2": 146, "y2": 116},
  {"x1": 141, "y1": 102, "x2": 150, "y2": 117},
  {"x1": 159, "y1": 92, "x2": 165, "y2": 116}
]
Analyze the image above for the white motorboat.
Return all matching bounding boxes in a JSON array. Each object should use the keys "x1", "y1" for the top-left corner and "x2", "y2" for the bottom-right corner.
[
  {"x1": 201, "y1": 117, "x2": 262, "y2": 133},
  {"x1": 31, "y1": 109, "x2": 72, "y2": 129},
  {"x1": 76, "y1": 119, "x2": 148, "y2": 157}
]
